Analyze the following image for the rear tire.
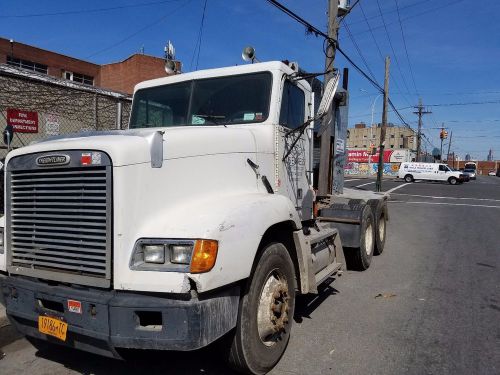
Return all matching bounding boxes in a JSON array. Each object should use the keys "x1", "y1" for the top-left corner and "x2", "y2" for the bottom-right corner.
[
  {"x1": 368, "y1": 199, "x2": 387, "y2": 255},
  {"x1": 228, "y1": 243, "x2": 295, "y2": 375},
  {"x1": 404, "y1": 174, "x2": 414, "y2": 183},
  {"x1": 448, "y1": 177, "x2": 458, "y2": 185},
  {"x1": 345, "y1": 205, "x2": 375, "y2": 271}
]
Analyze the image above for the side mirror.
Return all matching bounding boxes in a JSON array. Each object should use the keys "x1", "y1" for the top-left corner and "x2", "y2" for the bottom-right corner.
[
  {"x1": 3, "y1": 124, "x2": 13, "y2": 148},
  {"x1": 316, "y1": 70, "x2": 340, "y2": 120}
]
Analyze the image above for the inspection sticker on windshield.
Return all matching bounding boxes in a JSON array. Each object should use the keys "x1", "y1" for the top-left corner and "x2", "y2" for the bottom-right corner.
[
  {"x1": 192, "y1": 115, "x2": 206, "y2": 124},
  {"x1": 243, "y1": 113, "x2": 255, "y2": 121}
]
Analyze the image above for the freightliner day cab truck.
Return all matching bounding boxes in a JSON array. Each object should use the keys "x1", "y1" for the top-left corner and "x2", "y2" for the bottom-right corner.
[{"x1": 0, "y1": 60, "x2": 388, "y2": 374}]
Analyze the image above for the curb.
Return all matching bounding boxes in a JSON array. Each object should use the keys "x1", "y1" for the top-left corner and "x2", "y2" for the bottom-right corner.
[{"x1": 0, "y1": 305, "x2": 9, "y2": 328}]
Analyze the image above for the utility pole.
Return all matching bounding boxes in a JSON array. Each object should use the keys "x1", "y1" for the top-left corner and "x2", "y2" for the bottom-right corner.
[
  {"x1": 413, "y1": 98, "x2": 431, "y2": 162},
  {"x1": 375, "y1": 56, "x2": 390, "y2": 192},
  {"x1": 446, "y1": 130, "x2": 453, "y2": 164},
  {"x1": 318, "y1": 0, "x2": 339, "y2": 195}
]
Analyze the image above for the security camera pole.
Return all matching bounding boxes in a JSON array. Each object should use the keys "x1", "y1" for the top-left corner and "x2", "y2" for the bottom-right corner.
[{"x1": 375, "y1": 56, "x2": 390, "y2": 192}]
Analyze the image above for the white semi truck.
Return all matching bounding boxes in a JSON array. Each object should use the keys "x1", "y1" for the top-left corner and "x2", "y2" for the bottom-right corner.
[{"x1": 0, "y1": 61, "x2": 387, "y2": 374}]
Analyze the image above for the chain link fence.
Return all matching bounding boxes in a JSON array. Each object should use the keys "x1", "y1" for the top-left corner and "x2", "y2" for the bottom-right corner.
[
  {"x1": 0, "y1": 67, "x2": 132, "y2": 160},
  {"x1": 0, "y1": 66, "x2": 133, "y2": 213}
]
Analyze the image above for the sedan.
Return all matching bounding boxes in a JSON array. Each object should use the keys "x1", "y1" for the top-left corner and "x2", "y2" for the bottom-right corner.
[
  {"x1": 463, "y1": 169, "x2": 476, "y2": 180},
  {"x1": 488, "y1": 170, "x2": 496, "y2": 176}
]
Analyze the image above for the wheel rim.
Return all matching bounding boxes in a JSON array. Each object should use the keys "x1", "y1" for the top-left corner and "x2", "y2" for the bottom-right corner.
[
  {"x1": 257, "y1": 269, "x2": 290, "y2": 347},
  {"x1": 365, "y1": 223, "x2": 373, "y2": 255},
  {"x1": 379, "y1": 216, "x2": 385, "y2": 242}
]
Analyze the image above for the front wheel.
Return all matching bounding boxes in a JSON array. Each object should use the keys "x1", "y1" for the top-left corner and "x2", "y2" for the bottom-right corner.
[
  {"x1": 228, "y1": 243, "x2": 296, "y2": 375},
  {"x1": 448, "y1": 177, "x2": 458, "y2": 185},
  {"x1": 404, "y1": 174, "x2": 414, "y2": 183}
]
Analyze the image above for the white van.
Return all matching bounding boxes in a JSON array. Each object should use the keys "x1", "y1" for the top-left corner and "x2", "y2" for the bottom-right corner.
[{"x1": 398, "y1": 162, "x2": 464, "y2": 185}]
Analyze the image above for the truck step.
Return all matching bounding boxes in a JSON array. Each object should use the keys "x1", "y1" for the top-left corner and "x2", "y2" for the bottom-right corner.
[{"x1": 315, "y1": 261, "x2": 342, "y2": 286}]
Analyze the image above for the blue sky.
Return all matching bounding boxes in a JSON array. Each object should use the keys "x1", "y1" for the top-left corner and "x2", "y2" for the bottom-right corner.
[{"x1": 1, "y1": 0, "x2": 499, "y2": 160}]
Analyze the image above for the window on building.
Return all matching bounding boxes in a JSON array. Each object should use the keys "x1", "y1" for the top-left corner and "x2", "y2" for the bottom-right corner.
[
  {"x1": 400, "y1": 134, "x2": 404, "y2": 138},
  {"x1": 390, "y1": 145, "x2": 394, "y2": 148},
  {"x1": 390, "y1": 134, "x2": 395, "y2": 138},
  {"x1": 279, "y1": 80, "x2": 305, "y2": 129},
  {"x1": 63, "y1": 71, "x2": 94, "y2": 86},
  {"x1": 400, "y1": 145, "x2": 403, "y2": 148},
  {"x1": 7, "y1": 56, "x2": 48, "y2": 74},
  {"x1": 363, "y1": 144, "x2": 367, "y2": 148}
]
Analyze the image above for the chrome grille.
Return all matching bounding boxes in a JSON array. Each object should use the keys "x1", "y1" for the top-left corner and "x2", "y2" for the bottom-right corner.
[{"x1": 6, "y1": 151, "x2": 112, "y2": 288}]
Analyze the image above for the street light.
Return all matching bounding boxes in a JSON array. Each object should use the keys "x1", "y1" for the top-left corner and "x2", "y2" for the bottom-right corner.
[{"x1": 360, "y1": 89, "x2": 383, "y2": 176}]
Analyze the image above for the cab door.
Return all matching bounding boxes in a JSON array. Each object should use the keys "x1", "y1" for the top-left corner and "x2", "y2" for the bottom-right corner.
[
  {"x1": 277, "y1": 78, "x2": 312, "y2": 220},
  {"x1": 436, "y1": 164, "x2": 448, "y2": 181}
]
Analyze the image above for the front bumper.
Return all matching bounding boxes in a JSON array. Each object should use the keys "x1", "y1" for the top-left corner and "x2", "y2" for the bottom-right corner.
[{"x1": 0, "y1": 276, "x2": 240, "y2": 358}]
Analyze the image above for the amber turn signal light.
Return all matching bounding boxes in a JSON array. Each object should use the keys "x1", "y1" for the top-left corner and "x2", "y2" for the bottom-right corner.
[{"x1": 190, "y1": 240, "x2": 218, "y2": 273}]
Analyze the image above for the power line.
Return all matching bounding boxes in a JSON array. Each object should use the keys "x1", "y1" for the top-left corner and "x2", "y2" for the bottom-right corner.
[
  {"x1": 265, "y1": 0, "x2": 415, "y2": 132},
  {"x1": 189, "y1": 0, "x2": 208, "y2": 71},
  {"x1": 86, "y1": 0, "x2": 191, "y2": 59},
  {"x1": 375, "y1": 0, "x2": 414, "y2": 98},
  {"x1": 342, "y1": 22, "x2": 379, "y2": 84},
  {"x1": 425, "y1": 99, "x2": 500, "y2": 107},
  {"x1": 357, "y1": 2, "x2": 413, "y2": 107},
  {"x1": 349, "y1": 0, "x2": 432, "y2": 26},
  {"x1": 0, "y1": 0, "x2": 183, "y2": 18},
  {"x1": 394, "y1": 0, "x2": 419, "y2": 95},
  {"x1": 352, "y1": 0, "x2": 466, "y2": 38}
]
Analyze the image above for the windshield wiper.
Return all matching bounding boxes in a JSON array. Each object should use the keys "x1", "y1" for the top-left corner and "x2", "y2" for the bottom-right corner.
[{"x1": 193, "y1": 114, "x2": 227, "y2": 127}]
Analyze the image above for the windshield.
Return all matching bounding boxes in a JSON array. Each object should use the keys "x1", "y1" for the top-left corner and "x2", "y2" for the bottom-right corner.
[{"x1": 130, "y1": 72, "x2": 272, "y2": 128}]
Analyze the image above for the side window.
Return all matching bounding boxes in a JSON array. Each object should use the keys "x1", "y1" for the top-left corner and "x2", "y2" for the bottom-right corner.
[
  {"x1": 279, "y1": 80, "x2": 305, "y2": 129},
  {"x1": 438, "y1": 165, "x2": 447, "y2": 171}
]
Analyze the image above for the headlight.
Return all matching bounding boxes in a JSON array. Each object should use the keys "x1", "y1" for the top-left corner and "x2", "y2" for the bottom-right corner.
[
  {"x1": 143, "y1": 244, "x2": 165, "y2": 264},
  {"x1": 130, "y1": 239, "x2": 218, "y2": 273}
]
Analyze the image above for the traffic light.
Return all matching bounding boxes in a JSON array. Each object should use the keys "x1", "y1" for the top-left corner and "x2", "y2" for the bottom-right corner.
[
  {"x1": 367, "y1": 143, "x2": 376, "y2": 155},
  {"x1": 439, "y1": 130, "x2": 448, "y2": 139}
]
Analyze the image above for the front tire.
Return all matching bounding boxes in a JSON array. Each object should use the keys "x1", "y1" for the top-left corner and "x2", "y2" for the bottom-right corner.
[
  {"x1": 228, "y1": 243, "x2": 295, "y2": 375},
  {"x1": 404, "y1": 174, "x2": 414, "y2": 183},
  {"x1": 448, "y1": 177, "x2": 458, "y2": 185}
]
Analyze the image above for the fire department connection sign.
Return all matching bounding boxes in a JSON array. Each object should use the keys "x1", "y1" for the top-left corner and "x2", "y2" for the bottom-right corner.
[{"x1": 7, "y1": 108, "x2": 39, "y2": 133}]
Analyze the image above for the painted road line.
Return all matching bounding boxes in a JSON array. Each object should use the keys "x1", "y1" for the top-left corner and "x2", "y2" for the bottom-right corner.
[
  {"x1": 388, "y1": 201, "x2": 500, "y2": 209},
  {"x1": 386, "y1": 183, "x2": 411, "y2": 194},
  {"x1": 345, "y1": 179, "x2": 362, "y2": 182},
  {"x1": 391, "y1": 193, "x2": 500, "y2": 203},
  {"x1": 354, "y1": 181, "x2": 375, "y2": 188}
]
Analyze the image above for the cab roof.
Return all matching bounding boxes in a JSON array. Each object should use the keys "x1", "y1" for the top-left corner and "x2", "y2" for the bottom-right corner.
[{"x1": 134, "y1": 61, "x2": 307, "y2": 93}]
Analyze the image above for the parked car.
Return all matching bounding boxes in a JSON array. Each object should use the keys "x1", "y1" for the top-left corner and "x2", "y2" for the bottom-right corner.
[
  {"x1": 488, "y1": 170, "x2": 496, "y2": 176},
  {"x1": 463, "y1": 168, "x2": 476, "y2": 180}
]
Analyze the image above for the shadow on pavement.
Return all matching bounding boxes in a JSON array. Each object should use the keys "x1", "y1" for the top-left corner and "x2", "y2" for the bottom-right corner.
[
  {"x1": 294, "y1": 277, "x2": 339, "y2": 323},
  {"x1": 32, "y1": 333, "x2": 238, "y2": 375}
]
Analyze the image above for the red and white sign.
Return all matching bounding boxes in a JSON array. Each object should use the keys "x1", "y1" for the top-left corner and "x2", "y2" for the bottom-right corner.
[
  {"x1": 7, "y1": 108, "x2": 39, "y2": 133},
  {"x1": 347, "y1": 149, "x2": 410, "y2": 163},
  {"x1": 67, "y1": 299, "x2": 82, "y2": 314}
]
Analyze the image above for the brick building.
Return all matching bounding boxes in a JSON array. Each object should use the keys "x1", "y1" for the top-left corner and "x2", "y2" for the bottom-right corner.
[
  {"x1": 347, "y1": 122, "x2": 416, "y2": 150},
  {"x1": 0, "y1": 37, "x2": 178, "y2": 94},
  {"x1": 0, "y1": 37, "x2": 185, "y2": 160}
]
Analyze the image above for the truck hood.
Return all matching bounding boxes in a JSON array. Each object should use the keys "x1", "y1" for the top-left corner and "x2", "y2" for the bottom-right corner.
[{"x1": 5, "y1": 127, "x2": 258, "y2": 166}]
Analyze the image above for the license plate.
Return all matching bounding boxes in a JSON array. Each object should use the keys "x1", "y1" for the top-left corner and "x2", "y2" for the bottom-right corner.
[{"x1": 38, "y1": 316, "x2": 68, "y2": 341}]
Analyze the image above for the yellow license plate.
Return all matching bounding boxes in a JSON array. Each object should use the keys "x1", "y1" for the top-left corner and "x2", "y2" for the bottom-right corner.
[{"x1": 38, "y1": 316, "x2": 68, "y2": 341}]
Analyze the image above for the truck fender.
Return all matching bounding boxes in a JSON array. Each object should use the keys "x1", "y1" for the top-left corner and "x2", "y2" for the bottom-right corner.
[{"x1": 184, "y1": 193, "x2": 302, "y2": 293}]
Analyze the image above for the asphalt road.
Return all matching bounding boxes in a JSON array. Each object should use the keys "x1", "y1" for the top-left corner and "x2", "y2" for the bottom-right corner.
[{"x1": 1, "y1": 176, "x2": 499, "y2": 374}]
